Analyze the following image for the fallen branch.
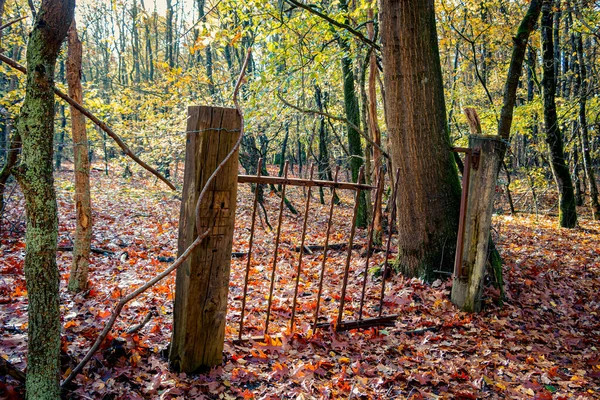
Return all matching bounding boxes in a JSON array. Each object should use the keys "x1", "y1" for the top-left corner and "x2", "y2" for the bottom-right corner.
[
  {"x1": 126, "y1": 311, "x2": 155, "y2": 334},
  {"x1": 57, "y1": 246, "x2": 115, "y2": 255},
  {"x1": 293, "y1": 243, "x2": 361, "y2": 252},
  {"x1": 0, "y1": 357, "x2": 26, "y2": 383},
  {"x1": 0, "y1": 53, "x2": 176, "y2": 191},
  {"x1": 61, "y1": 233, "x2": 207, "y2": 388},
  {"x1": 61, "y1": 48, "x2": 252, "y2": 390}
]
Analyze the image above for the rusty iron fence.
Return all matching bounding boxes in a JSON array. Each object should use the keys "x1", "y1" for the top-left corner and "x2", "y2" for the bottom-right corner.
[
  {"x1": 230, "y1": 159, "x2": 401, "y2": 342},
  {"x1": 230, "y1": 148, "x2": 476, "y2": 342}
]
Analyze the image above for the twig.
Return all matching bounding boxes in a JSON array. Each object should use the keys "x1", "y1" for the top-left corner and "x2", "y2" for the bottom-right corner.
[
  {"x1": 283, "y1": 0, "x2": 380, "y2": 51},
  {"x1": 61, "y1": 49, "x2": 253, "y2": 390},
  {"x1": 57, "y1": 246, "x2": 115, "y2": 255},
  {"x1": 0, "y1": 53, "x2": 176, "y2": 191},
  {"x1": 0, "y1": 16, "x2": 27, "y2": 32},
  {"x1": 277, "y1": 92, "x2": 389, "y2": 159},
  {"x1": 126, "y1": 311, "x2": 154, "y2": 334}
]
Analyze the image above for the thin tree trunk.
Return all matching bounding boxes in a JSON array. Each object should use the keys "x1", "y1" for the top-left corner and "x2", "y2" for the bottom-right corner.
[
  {"x1": 553, "y1": 0, "x2": 561, "y2": 94},
  {"x1": 0, "y1": 130, "x2": 20, "y2": 213},
  {"x1": 67, "y1": 21, "x2": 92, "y2": 292},
  {"x1": 15, "y1": 0, "x2": 74, "y2": 397},
  {"x1": 541, "y1": 0, "x2": 577, "y2": 227},
  {"x1": 367, "y1": 9, "x2": 383, "y2": 243},
  {"x1": 315, "y1": 85, "x2": 338, "y2": 205},
  {"x1": 575, "y1": 34, "x2": 600, "y2": 219},
  {"x1": 572, "y1": 132, "x2": 584, "y2": 206},
  {"x1": 165, "y1": 0, "x2": 174, "y2": 68},
  {"x1": 339, "y1": 0, "x2": 367, "y2": 228},
  {"x1": 131, "y1": 0, "x2": 141, "y2": 83}
]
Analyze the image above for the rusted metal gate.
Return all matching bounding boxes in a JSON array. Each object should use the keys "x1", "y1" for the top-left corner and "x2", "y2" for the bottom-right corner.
[{"x1": 230, "y1": 159, "x2": 402, "y2": 342}]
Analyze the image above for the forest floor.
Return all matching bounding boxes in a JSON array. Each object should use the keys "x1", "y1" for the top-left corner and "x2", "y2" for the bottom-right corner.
[{"x1": 1, "y1": 164, "x2": 599, "y2": 399}]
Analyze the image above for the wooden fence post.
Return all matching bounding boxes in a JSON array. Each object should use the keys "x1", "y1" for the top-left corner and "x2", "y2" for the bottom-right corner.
[
  {"x1": 451, "y1": 134, "x2": 506, "y2": 312},
  {"x1": 169, "y1": 106, "x2": 240, "y2": 372}
]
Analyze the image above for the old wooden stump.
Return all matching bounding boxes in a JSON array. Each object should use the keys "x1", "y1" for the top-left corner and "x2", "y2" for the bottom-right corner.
[{"x1": 451, "y1": 134, "x2": 506, "y2": 312}]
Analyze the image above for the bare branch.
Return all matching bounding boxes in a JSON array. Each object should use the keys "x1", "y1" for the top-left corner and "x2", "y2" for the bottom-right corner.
[
  {"x1": 0, "y1": 53, "x2": 176, "y2": 190},
  {"x1": 0, "y1": 16, "x2": 28, "y2": 32},
  {"x1": 283, "y1": 0, "x2": 380, "y2": 51},
  {"x1": 277, "y1": 92, "x2": 389, "y2": 159},
  {"x1": 61, "y1": 233, "x2": 207, "y2": 388}
]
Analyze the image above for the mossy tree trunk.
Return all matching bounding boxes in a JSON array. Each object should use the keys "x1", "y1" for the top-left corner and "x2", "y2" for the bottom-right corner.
[
  {"x1": 67, "y1": 21, "x2": 92, "y2": 293},
  {"x1": 541, "y1": 0, "x2": 577, "y2": 228},
  {"x1": 379, "y1": 0, "x2": 462, "y2": 279},
  {"x1": 15, "y1": 0, "x2": 74, "y2": 398}
]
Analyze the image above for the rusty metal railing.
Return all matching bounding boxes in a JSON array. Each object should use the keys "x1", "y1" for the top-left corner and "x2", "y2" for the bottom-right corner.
[{"x1": 233, "y1": 159, "x2": 403, "y2": 342}]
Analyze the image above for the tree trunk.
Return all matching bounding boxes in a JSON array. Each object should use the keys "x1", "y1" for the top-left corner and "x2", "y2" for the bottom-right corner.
[
  {"x1": 165, "y1": 0, "x2": 174, "y2": 68},
  {"x1": 0, "y1": 130, "x2": 20, "y2": 213},
  {"x1": 379, "y1": 0, "x2": 461, "y2": 279},
  {"x1": 339, "y1": 0, "x2": 367, "y2": 228},
  {"x1": 15, "y1": 0, "x2": 74, "y2": 397},
  {"x1": 367, "y1": 9, "x2": 383, "y2": 243},
  {"x1": 67, "y1": 21, "x2": 92, "y2": 293},
  {"x1": 574, "y1": 34, "x2": 600, "y2": 219},
  {"x1": 315, "y1": 85, "x2": 338, "y2": 205},
  {"x1": 541, "y1": 0, "x2": 577, "y2": 228}
]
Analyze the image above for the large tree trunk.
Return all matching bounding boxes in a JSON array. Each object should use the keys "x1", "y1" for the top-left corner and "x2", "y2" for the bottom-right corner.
[
  {"x1": 15, "y1": 0, "x2": 74, "y2": 397},
  {"x1": 541, "y1": 0, "x2": 577, "y2": 228},
  {"x1": 67, "y1": 21, "x2": 92, "y2": 293},
  {"x1": 379, "y1": 0, "x2": 461, "y2": 279}
]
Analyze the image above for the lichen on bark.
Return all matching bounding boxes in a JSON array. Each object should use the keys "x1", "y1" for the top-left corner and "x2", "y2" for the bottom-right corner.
[{"x1": 15, "y1": 1, "x2": 74, "y2": 398}]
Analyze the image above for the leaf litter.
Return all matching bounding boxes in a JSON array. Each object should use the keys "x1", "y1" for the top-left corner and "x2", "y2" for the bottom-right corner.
[{"x1": 0, "y1": 166, "x2": 599, "y2": 399}]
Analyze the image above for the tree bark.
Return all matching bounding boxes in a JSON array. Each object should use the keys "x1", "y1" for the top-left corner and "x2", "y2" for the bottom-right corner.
[
  {"x1": 15, "y1": 0, "x2": 74, "y2": 397},
  {"x1": 574, "y1": 34, "x2": 600, "y2": 219},
  {"x1": 379, "y1": 0, "x2": 461, "y2": 279},
  {"x1": 541, "y1": 0, "x2": 577, "y2": 228},
  {"x1": 67, "y1": 21, "x2": 92, "y2": 292}
]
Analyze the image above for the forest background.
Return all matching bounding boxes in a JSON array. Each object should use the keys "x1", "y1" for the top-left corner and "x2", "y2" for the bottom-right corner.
[{"x1": 0, "y1": 0, "x2": 600, "y2": 398}]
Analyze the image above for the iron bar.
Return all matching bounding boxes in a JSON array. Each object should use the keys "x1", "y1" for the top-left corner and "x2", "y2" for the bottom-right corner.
[
  {"x1": 358, "y1": 168, "x2": 383, "y2": 320},
  {"x1": 238, "y1": 158, "x2": 263, "y2": 340},
  {"x1": 238, "y1": 175, "x2": 375, "y2": 191},
  {"x1": 316, "y1": 314, "x2": 399, "y2": 331},
  {"x1": 379, "y1": 168, "x2": 401, "y2": 317},
  {"x1": 290, "y1": 164, "x2": 315, "y2": 332},
  {"x1": 313, "y1": 166, "x2": 340, "y2": 331},
  {"x1": 337, "y1": 166, "x2": 365, "y2": 328},
  {"x1": 264, "y1": 161, "x2": 290, "y2": 336}
]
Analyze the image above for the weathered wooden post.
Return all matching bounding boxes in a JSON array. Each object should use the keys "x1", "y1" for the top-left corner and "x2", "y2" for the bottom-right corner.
[
  {"x1": 169, "y1": 106, "x2": 240, "y2": 372},
  {"x1": 451, "y1": 109, "x2": 506, "y2": 312}
]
